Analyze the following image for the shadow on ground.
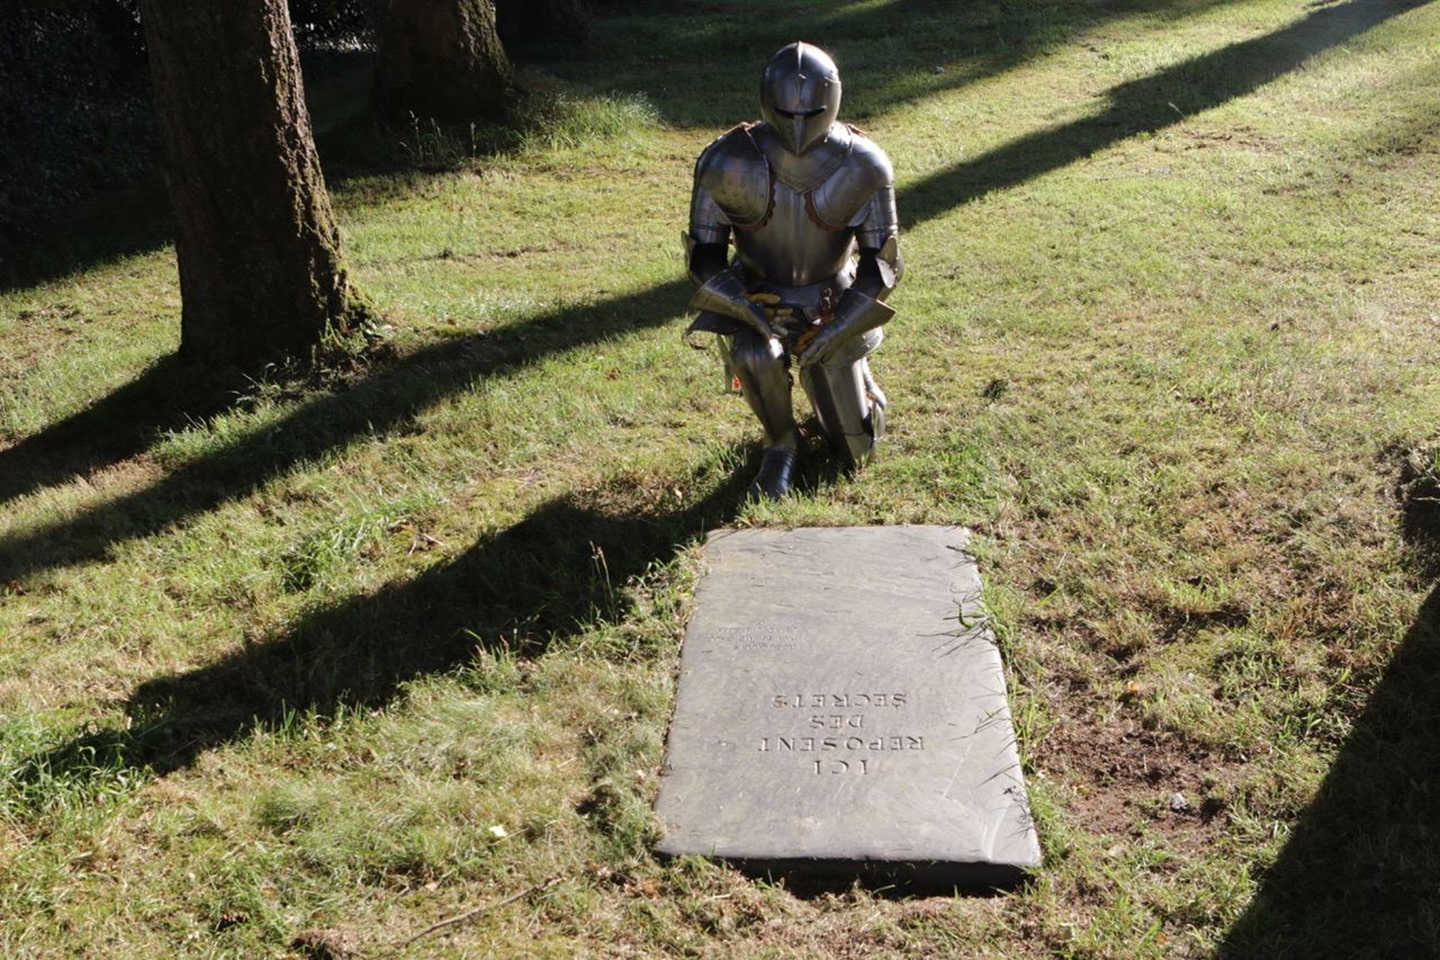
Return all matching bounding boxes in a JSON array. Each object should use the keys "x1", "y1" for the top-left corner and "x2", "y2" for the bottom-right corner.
[
  {"x1": 1216, "y1": 450, "x2": 1440, "y2": 956},
  {"x1": 16, "y1": 463, "x2": 748, "y2": 786},
  {"x1": 0, "y1": 181, "x2": 175, "y2": 294},
  {"x1": 899, "y1": 0, "x2": 1430, "y2": 229},
  {"x1": 547, "y1": 0, "x2": 1247, "y2": 127},
  {"x1": 0, "y1": 355, "x2": 245, "y2": 508},
  {"x1": 743, "y1": 866, "x2": 1024, "y2": 902},
  {"x1": 2, "y1": 0, "x2": 1267, "y2": 292},
  {"x1": 0, "y1": 278, "x2": 692, "y2": 583}
]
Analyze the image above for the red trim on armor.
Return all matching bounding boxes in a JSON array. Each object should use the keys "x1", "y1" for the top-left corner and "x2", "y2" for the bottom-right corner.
[{"x1": 804, "y1": 191, "x2": 846, "y2": 233}]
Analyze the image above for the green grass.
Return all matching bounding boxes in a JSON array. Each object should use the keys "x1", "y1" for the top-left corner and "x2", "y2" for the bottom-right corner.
[{"x1": 4, "y1": 0, "x2": 1440, "y2": 955}]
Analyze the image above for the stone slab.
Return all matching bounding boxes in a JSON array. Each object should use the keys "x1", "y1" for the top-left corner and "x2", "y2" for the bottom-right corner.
[{"x1": 653, "y1": 526, "x2": 1041, "y2": 886}]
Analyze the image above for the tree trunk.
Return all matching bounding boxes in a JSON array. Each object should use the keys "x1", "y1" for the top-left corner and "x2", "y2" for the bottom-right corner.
[
  {"x1": 371, "y1": 0, "x2": 512, "y2": 125},
  {"x1": 139, "y1": 0, "x2": 371, "y2": 371}
]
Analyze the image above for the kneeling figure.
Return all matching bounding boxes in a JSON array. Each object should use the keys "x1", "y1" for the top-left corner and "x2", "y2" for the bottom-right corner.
[{"x1": 685, "y1": 41, "x2": 903, "y2": 500}]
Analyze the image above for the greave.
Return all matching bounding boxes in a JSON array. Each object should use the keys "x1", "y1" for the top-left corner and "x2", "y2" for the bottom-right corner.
[
  {"x1": 800, "y1": 358, "x2": 882, "y2": 467},
  {"x1": 729, "y1": 331, "x2": 798, "y2": 450}
]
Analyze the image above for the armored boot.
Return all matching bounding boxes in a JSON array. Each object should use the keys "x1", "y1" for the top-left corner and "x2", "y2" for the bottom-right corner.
[{"x1": 749, "y1": 447, "x2": 797, "y2": 501}]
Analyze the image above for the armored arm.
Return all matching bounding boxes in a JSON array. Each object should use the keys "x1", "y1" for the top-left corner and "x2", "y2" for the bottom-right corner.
[
  {"x1": 684, "y1": 128, "x2": 779, "y2": 339},
  {"x1": 852, "y1": 183, "x2": 904, "y2": 297},
  {"x1": 684, "y1": 226, "x2": 776, "y2": 337},
  {"x1": 798, "y1": 171, "x2": 903, "y2": 367}
]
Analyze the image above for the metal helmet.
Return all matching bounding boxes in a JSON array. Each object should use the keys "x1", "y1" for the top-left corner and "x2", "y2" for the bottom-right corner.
[{"x1": 759, "y1": 42, "x2": 841, "y2": 156}]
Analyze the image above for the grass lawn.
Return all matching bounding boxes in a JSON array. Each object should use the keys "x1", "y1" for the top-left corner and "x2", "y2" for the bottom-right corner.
[{"x1": 4, "y1": 0, "x2": 1440, "y2": 955}]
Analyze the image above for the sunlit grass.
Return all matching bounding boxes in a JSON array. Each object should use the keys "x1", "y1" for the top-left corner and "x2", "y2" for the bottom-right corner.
[{"x1": 3, "y1": 0, "x2": 1440, "y2": 955}]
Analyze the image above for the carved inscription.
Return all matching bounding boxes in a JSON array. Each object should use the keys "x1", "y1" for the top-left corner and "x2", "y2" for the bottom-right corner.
[
  {"x1": 759, "y1": 735, "x2": 926, "y2": 753},
  {"x1": 762, "y1": 692, "x2": 921, "y2": 775},
  {"x1": 772, "y1": 693, "x2": 907, "y2": 708},
  {"x1": 708, "y1": 626, "x2": 801, "y2": 652}
]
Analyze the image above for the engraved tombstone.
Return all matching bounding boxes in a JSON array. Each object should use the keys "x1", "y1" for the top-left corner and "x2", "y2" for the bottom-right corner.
[{"x1": 654, "y1": 526, "x2": 1041, "y2": 885}]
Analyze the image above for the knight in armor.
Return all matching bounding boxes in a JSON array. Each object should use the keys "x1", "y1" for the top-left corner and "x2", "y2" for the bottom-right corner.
[{"x1": 685, "y1": 41, "x2": 902, "y2": 500}]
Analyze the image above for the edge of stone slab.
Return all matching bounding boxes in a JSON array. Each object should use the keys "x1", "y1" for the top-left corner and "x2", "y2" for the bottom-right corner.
[
  {"x1": 698, "y1": 523, "x2": 973, "y2": 543},
  {"x1": 651, "y1": 850, "x2": 1032, "y2": 892}
]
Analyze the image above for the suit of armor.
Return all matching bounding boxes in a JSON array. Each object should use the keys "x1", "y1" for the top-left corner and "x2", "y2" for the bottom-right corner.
[{"x1": 686, "y1": 42, "x2": 902, "y2": 499}]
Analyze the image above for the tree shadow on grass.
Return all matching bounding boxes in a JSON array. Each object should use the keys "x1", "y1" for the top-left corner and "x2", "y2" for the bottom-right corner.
[
  {"x1": 16, "y1": 462, "x2": 749, "y2": 787},
  {"x1": 0, "y1": 278, "x2": 692, "y2": 584},
  {"x1": 0, "y1": 180, "x2": 176, "y2": 294},
  {"x1": 550, "y1": 0, "x2": 1249, "y2": 130},
  {"x1": 0, "y1": 354, "x2": 246, "y2": 508},
  {"x1": 0, "y1": 0, "x2": 1275, "y2": 292},
  {"x1": 898, "y1": 0, "x2": 1429, "y2": 230},
  {"x1": 1216, "y1": 451, "x2": 1440, "y2": 957}
]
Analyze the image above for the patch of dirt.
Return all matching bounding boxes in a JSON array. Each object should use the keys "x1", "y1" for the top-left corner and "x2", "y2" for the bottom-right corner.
[
  {"x1": 1394, "y1": 442, "x2": 1440, "y2": 546},
  {"x1": 1181, "y1": 128, "x2": 1284, "y2": 155},
  {"x1": 290, "y1": 926, "x2": 364, "y2": 960},
  {"x1": 1037, "y1": 708, "x2": 1229, "y2": 856}
]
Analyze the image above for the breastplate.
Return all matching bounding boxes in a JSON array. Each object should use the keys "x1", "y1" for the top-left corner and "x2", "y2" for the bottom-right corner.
[
  {"x1": 733, "y1": 184, "x2": 857, "y2": 288},
  {"x1": 694, "y1": 122, "x2": 882, "y2": 291}
]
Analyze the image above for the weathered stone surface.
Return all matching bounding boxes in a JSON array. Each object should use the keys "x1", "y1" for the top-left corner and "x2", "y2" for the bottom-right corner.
[{"x1": 654, "y1": 526, "x2": 1040, "y2": 886}]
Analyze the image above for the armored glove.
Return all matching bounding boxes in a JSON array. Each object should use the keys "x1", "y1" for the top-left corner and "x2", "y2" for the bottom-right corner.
[
  {"x1": 687, "y1": 268, "x2": 780, "y2": 340},
  {"x1": 795, "y1": 288, "x2": 895, "y2": 367}
]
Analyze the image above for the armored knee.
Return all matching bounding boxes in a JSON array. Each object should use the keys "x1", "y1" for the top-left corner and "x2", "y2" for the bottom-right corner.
[
  {"x1": 728, "y1": 328, "x2": 785, "y2": 378},
  {"x1": 801, "y1": 359, "x2": 883, "y2": 468}
]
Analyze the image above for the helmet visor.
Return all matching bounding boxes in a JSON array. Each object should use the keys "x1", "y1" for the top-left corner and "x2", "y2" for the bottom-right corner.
[{"x1": 760, "y1": 43, "x2": 841, "y2": 155}]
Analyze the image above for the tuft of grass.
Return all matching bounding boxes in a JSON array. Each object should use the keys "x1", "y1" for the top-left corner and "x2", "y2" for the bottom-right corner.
[
  {"x1": 390, "y1": 86, "x2": 662, "y2": 171},
  {"x1": 510, "y1": 88, "x2": 662, "y2": 153},
  {"x1": 0, "y1": 717, "x2": 155, "y2": 820}
]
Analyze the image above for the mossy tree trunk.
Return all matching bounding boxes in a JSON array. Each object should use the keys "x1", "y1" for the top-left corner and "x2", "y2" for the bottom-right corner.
[
  {"x1": 371, "y1": 0, "x2": 512, "y2": 125},
  {"x1": 138, "y1": 0, "x2": 371, "y2": 371}
]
